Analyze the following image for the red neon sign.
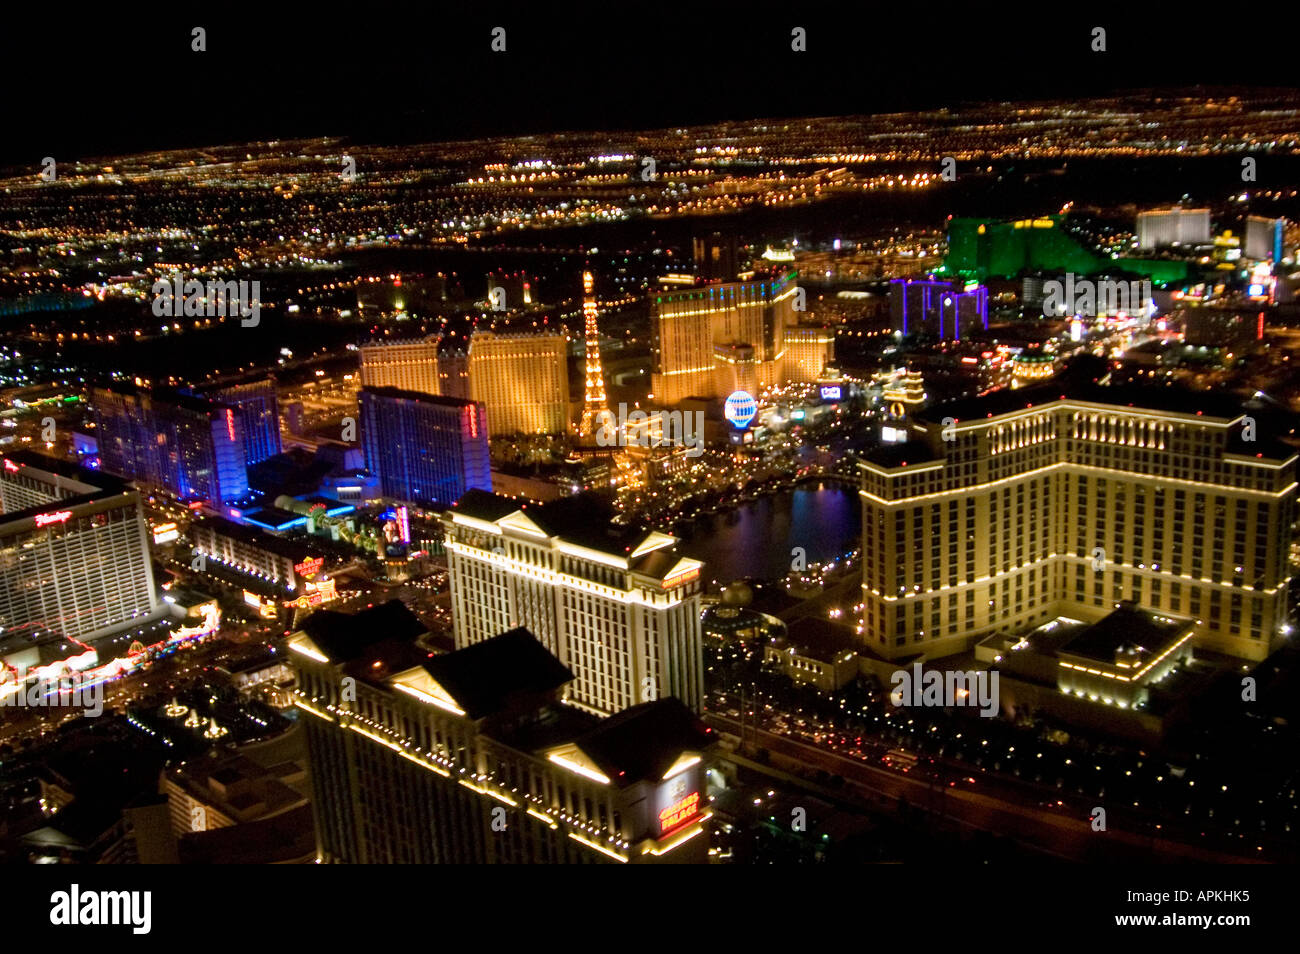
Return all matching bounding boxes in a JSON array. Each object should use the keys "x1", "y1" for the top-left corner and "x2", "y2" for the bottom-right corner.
[
  {"x1": 663, "y1": 567, "x2": 700, "y2": 589},
  {"x1": 34, "y1": 511, "x2": 72, "y2": 527},
  {"x1": 3, "y1": 459, "x2": 18, "y2": 473},
  {"x1": 294, "y1": 557, "x2": 324, "y2": 578},
  {"x1": 659, "y1": 791, "x2": 700, "y2": 833}
]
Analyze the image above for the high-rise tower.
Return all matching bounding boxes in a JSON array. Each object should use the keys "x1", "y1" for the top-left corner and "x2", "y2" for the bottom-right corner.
[
  {"x1": 578, "y1": 270, "x2": 610, "y2": 437},
  {"x1": 650, "y1": 269, "x2": 798, "y2": 405},
  {"x1": 440, "y1": 490, "x2": 705, "y2": 715},
  {"x1": 468, "y1": 331, "x2": 569, "y2": 435},
  {"x1": 860, "y1": 384, "x2": 1296, "y2": 664},
  {"x1": 357, "y1": 387, "x2": 491, "y2": 506}
]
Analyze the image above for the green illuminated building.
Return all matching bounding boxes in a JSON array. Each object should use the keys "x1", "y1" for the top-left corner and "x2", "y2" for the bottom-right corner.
[{"x1": 941, "y1": 215, "x2": 1190, "y2": 285}]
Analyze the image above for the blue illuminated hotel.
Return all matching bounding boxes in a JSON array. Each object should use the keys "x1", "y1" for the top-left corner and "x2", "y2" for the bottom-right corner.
[
  {"x1": 91, "y1": 384, "x2": 249, "y2": 503},
  {"x1": 203, "y1": 377, "x2": 283, "y2": 465},
  {"x1": 358, "y1": 387, "x2": 491, "y2": 506}
]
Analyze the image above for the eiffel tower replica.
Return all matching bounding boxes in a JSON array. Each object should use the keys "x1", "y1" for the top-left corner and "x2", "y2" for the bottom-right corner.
[{"x1": 577, "y1": 269, "x2": 611, "y2": 442}]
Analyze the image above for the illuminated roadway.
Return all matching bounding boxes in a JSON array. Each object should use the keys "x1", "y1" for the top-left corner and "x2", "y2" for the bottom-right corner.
[{"x1": 705, "y1": 714, "x2": 1273, "y2": 863}]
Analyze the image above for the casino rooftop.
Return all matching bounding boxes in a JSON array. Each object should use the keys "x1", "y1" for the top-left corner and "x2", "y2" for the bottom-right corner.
[
  {"x1": 287, "y1": 600, "x2": 716, "y2": 863},
  {"x1": 0, "y1": 449, "x2": 133, "y2": 521}
]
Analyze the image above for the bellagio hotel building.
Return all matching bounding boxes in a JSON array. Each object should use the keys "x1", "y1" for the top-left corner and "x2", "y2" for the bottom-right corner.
[{"x1": 860, "y1": 385, "x2": 1296, "y2": 663}]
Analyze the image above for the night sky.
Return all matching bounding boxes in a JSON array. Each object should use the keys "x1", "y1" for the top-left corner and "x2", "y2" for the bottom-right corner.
[{"x1": 3, "y1": 5, "x2": 1299, "y2": 164}]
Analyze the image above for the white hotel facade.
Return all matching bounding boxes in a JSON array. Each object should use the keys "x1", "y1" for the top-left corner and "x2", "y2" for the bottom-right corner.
[
  {"x1": 0, "y1": 451, "x2": 158, "y2": 643},
  {"x1": 439, "y1": 491, "x2": 705, "y2": 715}
]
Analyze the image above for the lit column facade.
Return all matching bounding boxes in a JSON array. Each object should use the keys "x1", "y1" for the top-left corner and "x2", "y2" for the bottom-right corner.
[{"x1": 439, "y1": 492, "x2": 705, "y2": 715}]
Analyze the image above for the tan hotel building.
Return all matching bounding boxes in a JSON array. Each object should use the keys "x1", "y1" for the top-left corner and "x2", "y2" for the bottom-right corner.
[
  {"x1": 860, "y1": 385, "x2": 1296, "y2": 663},
  {"x1": 650, "y1": 270, "x2": 798, "y2": 405},
  {"x1": 783, "y1": 324, "x2": 836, "y2": 383},
  {"x1": 358, "y1": 335, "x2": 441, "y2": 397},
  {"x1": 467, "y1": 331, "x2": 569, "y2": 436}
]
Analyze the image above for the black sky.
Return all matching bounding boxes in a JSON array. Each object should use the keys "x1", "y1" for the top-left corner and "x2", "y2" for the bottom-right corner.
[{"x1": 3, "y1": 3, "x2": 1299, "y2": 165}]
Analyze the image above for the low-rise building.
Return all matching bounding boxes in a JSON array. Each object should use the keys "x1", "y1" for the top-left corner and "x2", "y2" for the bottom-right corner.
[{"x1": 764, "y1": 618, "x2": 860, "y2": 691}]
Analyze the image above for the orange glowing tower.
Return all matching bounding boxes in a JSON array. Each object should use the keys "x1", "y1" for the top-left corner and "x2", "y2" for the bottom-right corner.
[{"x1": 578, "y1": 270, "x2": 610, "y2": 436}]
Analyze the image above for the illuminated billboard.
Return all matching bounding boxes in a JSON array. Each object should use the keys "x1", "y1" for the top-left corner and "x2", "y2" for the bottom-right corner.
[
  {"x1": 651, "y1": 763, "x2": 703, "y2": 838},
  {"x1": 152, "y1": 522, "x2": 179, "y2": 545}
]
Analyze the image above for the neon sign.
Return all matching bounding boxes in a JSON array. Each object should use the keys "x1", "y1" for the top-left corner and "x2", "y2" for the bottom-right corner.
[
  {"x1": 3, "y1": 459, "x2": 18, "y2": 473},
  {"x1": 659, "y1": 791, "x2": 700, "y2": 833},
  {"x1": 663, "y1": 567, "x2": 700, "y2": 589},
  {"x1": 294, "y1": 557, "x2": 324, "y2": 578},
  {"x1": 34, "y1": 511, "x2": 72, "y2": 527},
  {"x1": 152, "y1": 522, "x2": 179, "y2": 544},
  {"x1": 286, "y1": 578, "x2": 336, "y2": 609}
]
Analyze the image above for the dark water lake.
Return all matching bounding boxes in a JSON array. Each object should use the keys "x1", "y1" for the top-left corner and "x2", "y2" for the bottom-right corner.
[{"x1": 679, "y1": 483, "x2": 861, "y2": 585}]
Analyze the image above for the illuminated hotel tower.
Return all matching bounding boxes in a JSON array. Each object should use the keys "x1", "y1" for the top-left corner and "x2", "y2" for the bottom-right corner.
[
  {"x1": 860, "y1": 384, "x2": 1295, "y2": 664},
  {"x1": 468, "y1": 331, "x2": 569, "y2": 436},
  {"x1": 578, "y1": 271, "x2": 610, "y2": 437},
  {"x1": 650, "y1": 270, "x2": 798, "y2": 405},
  {"x1": 358, "y1": 334, "x2": 442, "y2": 397},
  {"x1": 0, "y1": 451, "x2": 158, "y2": 643},
  {"x1": 439, "y1": 490, "x2": 705, "y2": 716}
]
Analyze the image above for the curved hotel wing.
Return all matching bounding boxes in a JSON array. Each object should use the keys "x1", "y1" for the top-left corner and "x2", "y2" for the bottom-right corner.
[{"x1": 860, "y1": 385, "x2": 1296, "y2": 663}]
